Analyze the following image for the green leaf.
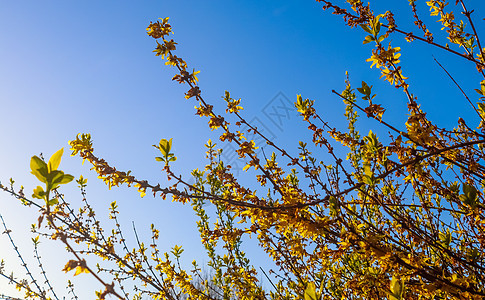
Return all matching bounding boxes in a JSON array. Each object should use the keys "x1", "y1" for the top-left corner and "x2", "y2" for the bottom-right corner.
[
  {"x1": 30, "y1": 156, "x2": 48, "y2": 183},
  {"x1": 157, "y1": 138, "x2": 176, "y2": 165},
  {"x1": 159, "y1": 138, "x2": 171, "y2": 155},
  {"x1": 50, "y1": 170, "x2": 65, "y2": 185},
  {"x1": 477, "y1": 102, "x2": 485, "y2": 113},
  {"x1": 363, "y1": 175, "x2": 374, "y2": 185},
  {"x1": 45, "y1": 171, "x2": 66, "y2": 189},
  {"x1": 439, "y1": 229, "x2": 452, "y2": 247},
  {"x1": 461, "y1": 183, "x2": 478, "y2": 207},
  {"x1": 171, "y1": 245, "x2": 184, "y2": 258},
  {"x1": 32, "y1": 186, "x2": 45, "y2": 199},
  {"x1": 373, "y1": 14, "x2": 383, "y2": 35},
  {"x1": 463, "y1": 184, "x2": 477, "y2": 200},
  {"x1": 60, "y1": 174, "x2": 74, "y2": 184},
  {"x1": 364, "y1": 164, "x2": 372, "y2": 177},
  {"x1": 360, "y1": 24, "x2": 373, "y2": 34},
  {"x1": 304, "y1": 282, "x2": 318, "y2": 300},
  {"x1": 31, "y1": 156, "x2": 47, "y2": 172},
  {"x1": 224, "y1": 90, "x2": 231, "y2": 102},
  {"x1": 375, "y1": 21, "x2": 381, "y2": 35},
  {"x1": 467, "y1": 247, "x2": 479, "y2": 261},
  {"x1": 363, "y1": 35, "x2": 375, "y2": 44},
  {"x1": 76, "y1": 175, "x2": 87, "y2": 186},
  {"x1": 389, "y1": 276, "x2": 404, "y2": 300},
  {"x1": 475, "y1": 80, "x2": 485, "y2": 97},
  {"x1": 48, "y1": 148, "x2": 64, "y2": 173},
  {"x1": 329, "y1": 196, "x2": 339, "y2": 216},
  {"x1": 47, "y1": 198, "x2": 59, "y2": 206},
  {"x1": 358, "y1": 81, "x2": 373, "y2": 98}
]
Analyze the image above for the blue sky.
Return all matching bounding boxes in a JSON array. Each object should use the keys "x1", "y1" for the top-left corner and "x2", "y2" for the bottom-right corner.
[{"x1": 1, "y1": 0, "x2": 484, "y2": 298}]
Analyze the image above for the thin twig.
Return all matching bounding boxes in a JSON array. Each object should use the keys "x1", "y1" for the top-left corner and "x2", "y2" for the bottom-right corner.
[{"x1": 433, "y1": 56, "x2": 482, "y2": 120}]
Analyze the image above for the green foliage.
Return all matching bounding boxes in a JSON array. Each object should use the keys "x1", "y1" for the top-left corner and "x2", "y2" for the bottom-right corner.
[
  {"x1": 153, "y1": 138, "x2": 177, "y2": 165},
  {"x1": 361, "y1": 14, "x2": 385, "y2": 44},
  {"x1": 30, "y1": 148, "x2": 73, "y2": 206}
]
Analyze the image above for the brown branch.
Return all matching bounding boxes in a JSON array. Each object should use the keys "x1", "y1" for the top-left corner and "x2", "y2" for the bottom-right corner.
[{"x1": 458, "y1": 0, "x2": 485, "y2": 73}]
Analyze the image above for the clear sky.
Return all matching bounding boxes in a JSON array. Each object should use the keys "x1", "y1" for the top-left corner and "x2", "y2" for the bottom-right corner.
[{"x1": 0, "y1": 0, "x2": 484, "y2": 298}]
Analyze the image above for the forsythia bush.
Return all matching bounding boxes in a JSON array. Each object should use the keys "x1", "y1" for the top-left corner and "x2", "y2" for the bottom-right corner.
[{"x1": 2, "y1": 0, "x2": 485, "y2": 299}]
